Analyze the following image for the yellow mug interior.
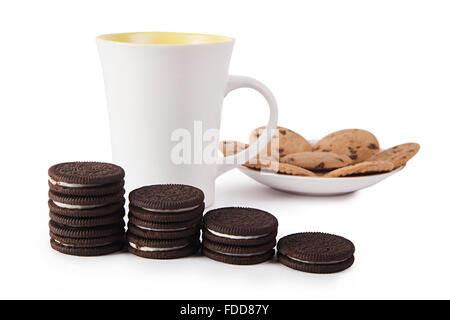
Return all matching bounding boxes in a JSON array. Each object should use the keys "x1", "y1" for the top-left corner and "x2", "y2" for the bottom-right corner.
[{"x1": 97, "y1": 32, "x2": 233, "y2": 45}]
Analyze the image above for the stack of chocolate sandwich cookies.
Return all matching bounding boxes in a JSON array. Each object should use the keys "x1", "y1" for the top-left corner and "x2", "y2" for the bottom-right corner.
[
  {"x1": 48, "y1": 162, "x2": 126, "y2": 256},
  {"x1": 202, "y1": 207, "x2": 278, "y2": 265},
  {"x1": 126, "y1": 184, "x2": 204, "y2": 259}
]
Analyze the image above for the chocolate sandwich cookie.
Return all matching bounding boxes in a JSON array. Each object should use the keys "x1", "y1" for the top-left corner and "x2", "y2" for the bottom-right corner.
[
  {"x1": 49, "y1": 209, "x2": 125, "y2": 227},
  {"x1": 127, "y1": 214, "x2": 202, "y2": 240},
  {"x1": 48, "y1": 189, "x2": 125, "y2": 209},
  {"x1": 203, "y1": 207, "x2": 278, "y2": 246},
  {"x1": 202, "y1": 238, "x2": 276, "y2": 265},
  {"x1": 129, "y1": 184, "x2": 204, "y2": 211},
  {"x1": 127, "y1": 223, "x2": 200, "y2": 240},
  {"x1": 127, "y1": 233, "x2": 199, "y2": 259},
  {"x1": 50, "y1": 231, "x2": 124, "y2": 248},
  {"x1": 49, "y1": 220, "x2": 125, "y2": 239},
  {"x1": 50, "y1": 239, "x2": 124, "y2": 257},
  {"x1": 202, "y1": 229, "x2": 277, "y2": 247},
  {"x1": 48, "y1": 199, "x2": 126, "y2": 218},
  {"x1": 48, "y1": 180, "x2": 125, "y2": 197},
  {"x1": 202, "y1": 247, "x2": 275, "y2": 265},
  {"x1": 48, "y1": 162, "x2": 125, "y2": 196},
  {"x1": 128, "y1": 202, "x2": 205, "y2": 223},
  {"x1": 277, "y1": 232, "x2": 355, "y2": 274}
]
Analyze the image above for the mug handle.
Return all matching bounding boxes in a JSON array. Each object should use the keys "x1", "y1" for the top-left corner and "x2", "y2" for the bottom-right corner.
[{"x1": 216, "y1": 75, "x2": 278, "y2": 177}]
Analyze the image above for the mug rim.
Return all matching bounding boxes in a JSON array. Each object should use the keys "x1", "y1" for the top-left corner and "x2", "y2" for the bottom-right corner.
[{"x1": 96, "y1": 31, "x2": 234, "y2": 46}]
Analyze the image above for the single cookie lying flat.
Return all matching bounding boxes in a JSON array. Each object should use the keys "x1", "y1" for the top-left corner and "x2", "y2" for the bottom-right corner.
[
  {"x1": 280, "y1": 152, "x2": 352, "y2": 170},
  {"x1": 277, "y1": 232, "x2": 355, "y2": 274},
  {"x1": 313, "y1": 129, "x2": 380, "y2": 163},
  {"x1": 324, "y1": 160, "x2": 394, "y2": 177},
  {"x1": 249, "y1": 126, "x2": 312, "y2": 159},
  {"x1": 368, "y1": 143, "x2": 420, "y2": 168}
]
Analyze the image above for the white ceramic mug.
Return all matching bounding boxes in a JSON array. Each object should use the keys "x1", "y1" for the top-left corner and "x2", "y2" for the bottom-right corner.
[{"x1": 97, "y1": 32, "x2": 278, "y2": 206}]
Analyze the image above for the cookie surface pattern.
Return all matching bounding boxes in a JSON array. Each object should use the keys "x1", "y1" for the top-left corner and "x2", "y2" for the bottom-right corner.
[
  {"x1": 277, "y1": 232, "x2": 355, "y2": 263},
  {"x1": 368, "y1": 143, "x2": 420, "y2": 168},
  {"x1": 313, "y1": 129, "x2": 380, "y2": 163},
  {"x1": 129, "y1": 184, "x2": 204, "y2": 210},
  {"x1": 203, "y1": 207, "x2": 278, "y2": 237},
  {"x1": 249, "y1": 126, "x2": 312, "y2": 159},
  {"x1": 324, "y1": 160, "x2": 394, "y2": 177},
  {"x1": 280, "y1": 152, "x2": 352, "y2": 170},
  {"x1": 48, "y1": 162, "x2": 125, "y2": 185}
]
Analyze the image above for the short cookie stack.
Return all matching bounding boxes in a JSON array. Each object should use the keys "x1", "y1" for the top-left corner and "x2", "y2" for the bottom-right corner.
[
  {"x1": 202, "y1": 207, "x2": 278, "y2": 265},
  {"x1": 126, "y1": 185, "x2": 205, "y2": 259},
  {"x1": 277, "y1": 232, "x2": 355, "y2": 274},
  {"x1": 48, "y1": 162, "x2": 126, "y2": 256}
]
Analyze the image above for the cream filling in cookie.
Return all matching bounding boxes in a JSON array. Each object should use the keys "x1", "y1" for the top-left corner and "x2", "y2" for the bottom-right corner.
[
  {"x1": 135, "y1": 225, "x2": 188, "y2": 232},
  {"x1": 207, "y1": 228, "x2": 268, "y2": 240},
  {"x1": 215, "y1": 250, "x2": 271, "y2": 257},
  {"x1": 129, "y1": 242, "x2": 188, "y2": 252},
  {"x1": 52, "y1": 201, "x2": 104, "y2": 210},
  {"x1": 140, "y1": 205, "x2": 199, "y2": 213},
  {"x1": 48, "y1": 177, "x2": 102, "y2": 188},
  {"x1": 286, "y1": 255, "x2": 350, "y2": 265}
]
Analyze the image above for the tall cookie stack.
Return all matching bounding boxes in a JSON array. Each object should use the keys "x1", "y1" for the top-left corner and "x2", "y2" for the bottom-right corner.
[
  {"x1": 202, "y1": 207, "x2": 278, "y2": 265},
  {"x1": 126, "y1": 185, "x2": 204, "y2": 259},
  {"x1": 48, "y1": 162, "x2": 126, "y2": 256}
]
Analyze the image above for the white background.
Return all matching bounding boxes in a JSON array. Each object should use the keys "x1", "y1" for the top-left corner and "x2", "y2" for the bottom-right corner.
[{"x1": 1, "y1": 0, "x2": 449, "y2": 300}]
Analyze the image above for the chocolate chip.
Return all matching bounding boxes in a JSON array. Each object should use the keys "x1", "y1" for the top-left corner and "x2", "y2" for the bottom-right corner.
[
  {"x1": 279, "y1": 130, "x2": 287, "y2": 135},
  {"x1": 315, "y1": 162, "x2": 325, "y2": 170},
  {"x1": 368, "y1": 144, "x2": 377, "y2": 150},
  {"x1": 349, "y1": 155, "x2": 358, "y2": 160}
]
